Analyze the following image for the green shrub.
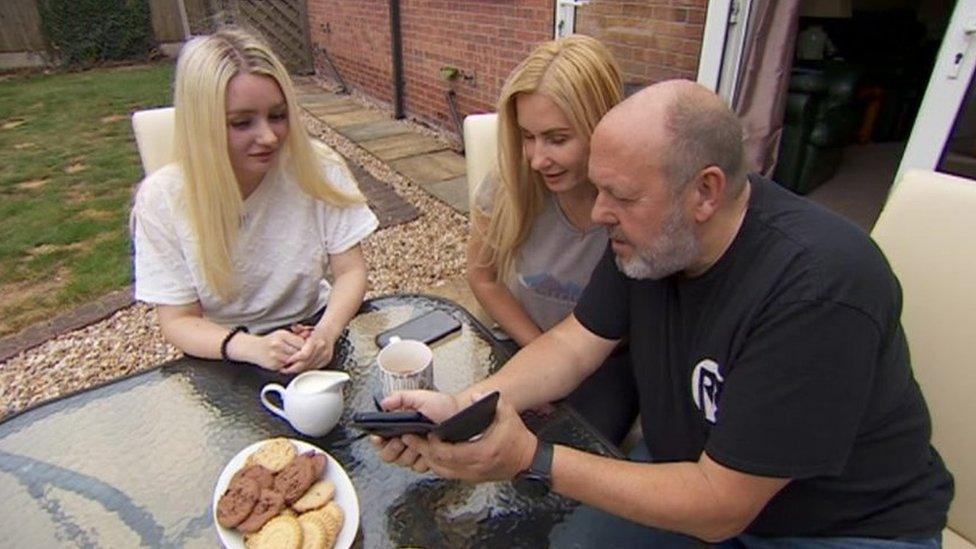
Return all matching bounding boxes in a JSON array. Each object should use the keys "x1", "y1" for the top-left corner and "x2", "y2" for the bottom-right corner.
[{"x1": 37, "y1": 0, "x2": 154, "y2": 69}]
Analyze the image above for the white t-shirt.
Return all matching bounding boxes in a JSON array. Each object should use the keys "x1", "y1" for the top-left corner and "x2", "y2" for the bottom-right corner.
[{"x1": 132, "y1": 154, "x2": 378, "y2": 333}]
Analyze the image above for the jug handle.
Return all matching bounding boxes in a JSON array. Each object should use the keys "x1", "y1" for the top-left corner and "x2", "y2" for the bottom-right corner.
[{"x1": 260, "y1": 384, "x2": 287, "y2": 419}]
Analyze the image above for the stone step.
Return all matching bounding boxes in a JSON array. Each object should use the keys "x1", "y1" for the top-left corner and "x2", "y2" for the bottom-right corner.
[
  {"x1": 338, "y1": 120, "x2": 415, "y2": 142},
  {"x1": 297, "y1": 85, "x2": 470, "y2": 214},
  {"x1": 360, "y1": 133, "x2": 450, "y2": 162}
]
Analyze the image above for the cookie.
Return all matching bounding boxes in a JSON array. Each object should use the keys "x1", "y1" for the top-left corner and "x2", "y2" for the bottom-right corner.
[
  {"x1": 237, "y1": 488, "x2": 286, "y2": 534},
  {"x1": 292, "y1": 479, "x2": 336, "y2": 512},
  {"x1": 274, "y1": 456, "x2": 316, "y2": 505},
  {"x1": 231, "y1": 464, "x2": 275, "y2": 491},
  {"x1": 297, "y1": 513, "x2": 329, "y2": 549},
  {"x1": 216, "y1": 477, "x2": 260, "y2": 528},
  {"x1": 301, "y1": 450, "x2": 327, "y2": 478},
  {"x1": 246, "y1": 438, "x2": 296, "y2": 473},
  {"x1": 304, "y1": 501, "x2": 343, "y2": 543},
  {"x1": 244, "y1": 514, "x2": 302, "y2": 549}
]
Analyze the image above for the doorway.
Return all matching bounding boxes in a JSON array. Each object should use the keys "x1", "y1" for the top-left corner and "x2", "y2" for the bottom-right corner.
[
  {"x1": 795, "y1": 1, "x2": 953, "y2": 230},
  {"x1": 700, "y1": 0, "x2": 971, "y2": 232}
]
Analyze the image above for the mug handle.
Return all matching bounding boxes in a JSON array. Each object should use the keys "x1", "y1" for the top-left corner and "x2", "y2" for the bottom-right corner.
[{"x1": 260, "y1": 384, "x2": 287, "y2": 419}]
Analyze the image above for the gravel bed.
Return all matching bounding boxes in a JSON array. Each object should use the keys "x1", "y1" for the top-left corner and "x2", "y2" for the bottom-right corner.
[{"x1": 0, "y1": 110, "x2": 469, "y2": 420}]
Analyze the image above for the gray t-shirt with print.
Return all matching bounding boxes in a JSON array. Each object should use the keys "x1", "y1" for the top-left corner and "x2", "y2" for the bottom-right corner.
[{"x1": 475, "y1": 174, "x2": 607, "y2": 331}]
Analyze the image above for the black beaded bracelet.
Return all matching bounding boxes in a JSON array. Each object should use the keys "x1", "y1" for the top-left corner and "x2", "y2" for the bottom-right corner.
[{"x1": 220, "y1": 325, "x2": 249, "y2": 363}]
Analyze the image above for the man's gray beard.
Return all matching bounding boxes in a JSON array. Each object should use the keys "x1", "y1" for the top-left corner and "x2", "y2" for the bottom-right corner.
[{"x1": 614, "y1": 204, "x2": 699, "y2": 280}]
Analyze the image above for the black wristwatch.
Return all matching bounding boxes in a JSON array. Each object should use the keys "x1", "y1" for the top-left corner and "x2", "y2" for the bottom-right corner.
[{"x1": 513, "y1": 439, "x2": 553, "y2": 497}]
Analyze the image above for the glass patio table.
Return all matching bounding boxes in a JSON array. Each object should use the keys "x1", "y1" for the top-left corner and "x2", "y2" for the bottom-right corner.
[{"x1": 0, "y1": 294, "x2": 622, "y2": 548}]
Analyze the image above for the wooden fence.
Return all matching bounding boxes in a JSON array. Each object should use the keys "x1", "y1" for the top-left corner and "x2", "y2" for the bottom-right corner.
[
  {"x1": 0, "y1": 0, "x2": 312, "y2": 73},
  {"x1": 0, "y1": 0, "x2": 45, "y2": 53}
]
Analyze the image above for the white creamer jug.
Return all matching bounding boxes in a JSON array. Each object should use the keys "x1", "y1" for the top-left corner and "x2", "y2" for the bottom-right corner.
[{"x1": 260, "y1": 370, "x2": 350, "y2": 437}]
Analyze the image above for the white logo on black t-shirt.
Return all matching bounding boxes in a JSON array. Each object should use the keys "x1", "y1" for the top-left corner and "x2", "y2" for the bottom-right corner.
[{"x1": 691, "y1": 359, "x2": 723, "y2": 424}]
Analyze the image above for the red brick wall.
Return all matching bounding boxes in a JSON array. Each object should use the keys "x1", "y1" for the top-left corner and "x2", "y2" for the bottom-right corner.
[
  {"x1": 307, "y1": 1, "x2": 393, "y2": 104},
  {"x1": 575, "y1": 0, "x2": 707, "y2": 88},
  {"x1": 308, "y1": 0, "x2": 551, "y2": 133},
  {"x1": 306, "y1": 0, "x2": 707, "y2": 134}
]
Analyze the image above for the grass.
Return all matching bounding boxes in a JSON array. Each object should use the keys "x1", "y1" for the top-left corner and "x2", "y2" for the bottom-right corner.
[{"x1": 0, "y1": 62, "x2": 175, "y2": 337}]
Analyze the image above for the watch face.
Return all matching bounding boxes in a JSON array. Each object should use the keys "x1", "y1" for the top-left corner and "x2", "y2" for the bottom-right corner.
[{"x1": 514, "y1": 472, "x2": 550, "y2": 497}]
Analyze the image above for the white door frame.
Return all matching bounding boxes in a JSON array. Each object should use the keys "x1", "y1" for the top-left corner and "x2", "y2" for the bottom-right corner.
[
  {"x1": 554, "y1": 0, "x2": 590, "y2": 39},
  {"x1": 697, "y1": 0, "x2": 753, "y2": 105},
  {"x1": 898, "y1": 0, "x2": 976, "y2": 180}
]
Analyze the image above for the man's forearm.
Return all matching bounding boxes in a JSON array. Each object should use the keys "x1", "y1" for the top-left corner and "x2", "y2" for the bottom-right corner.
[
  {"x1": 551, "y1": 445, "x2": 786, "y2": 543},
  {"x1": 459, "y1": 316, "x2": 616, "y2": 412}
]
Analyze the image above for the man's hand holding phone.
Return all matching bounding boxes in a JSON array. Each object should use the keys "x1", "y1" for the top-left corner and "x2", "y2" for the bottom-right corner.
[
  {"x1": 367, "y1": 390, "x2": 463, "y2": 472},
  {"x1": 392, "y1": 392, "x2": 538, "y2": 483}
]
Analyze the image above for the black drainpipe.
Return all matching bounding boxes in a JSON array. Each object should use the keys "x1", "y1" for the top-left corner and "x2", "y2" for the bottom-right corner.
[{"x1": 389, "y1": 0, "x2": 405, "y2": 119}]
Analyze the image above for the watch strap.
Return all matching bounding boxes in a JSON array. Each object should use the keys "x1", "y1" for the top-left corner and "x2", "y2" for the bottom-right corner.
[{"x1": 530, "y1": 440, "x2": 554, "y2": 479}]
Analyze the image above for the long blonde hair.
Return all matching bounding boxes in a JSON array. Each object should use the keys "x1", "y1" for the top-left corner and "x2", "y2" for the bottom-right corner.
[
  {"x1": 173, "y1": 27, "x2": 364, "y2": 297},
  {"x1": 480, "y1": 35, "x2": 622, "y2": 279}
]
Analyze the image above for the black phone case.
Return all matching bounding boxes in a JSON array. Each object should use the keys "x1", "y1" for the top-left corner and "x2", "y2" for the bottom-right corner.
[
  {"x1": 350, "y1": 421, "x2": 435, "y2": 438},
  {"x1": 350, "y1": 410, "x2": 435, "y2": 438},
  {"x1": 433, "y1": 391, "x2": 499, "y2": 442},
  {"x1": 350, "y1": 391, "x2": 500, "y2": 443},
  {"x1": 375, "y1": 310, "x2": 461, "y2": 348}
]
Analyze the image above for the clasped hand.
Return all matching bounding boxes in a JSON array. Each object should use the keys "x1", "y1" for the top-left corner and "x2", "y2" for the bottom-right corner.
[
  {"x1": 250, "y1": 323, "x2": 334, "y2": 373},
  {"x1": 371, "y1": 390, "x2": 538, "y2": 483}
]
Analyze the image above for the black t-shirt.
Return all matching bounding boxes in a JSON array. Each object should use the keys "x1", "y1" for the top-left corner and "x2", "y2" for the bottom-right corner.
[{"x1": 575, "y1": 175, "x2": 953, "y2": 538}]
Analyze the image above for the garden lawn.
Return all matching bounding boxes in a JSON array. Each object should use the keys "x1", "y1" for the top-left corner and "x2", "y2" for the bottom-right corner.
[{"x1": 0, "y1": 62, "x2": 174, "y2": 337}]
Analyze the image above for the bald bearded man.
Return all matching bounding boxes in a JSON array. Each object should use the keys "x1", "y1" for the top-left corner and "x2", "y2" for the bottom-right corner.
[{"x1": 373, "y1": 80, "x2": 953, "y2": 548}]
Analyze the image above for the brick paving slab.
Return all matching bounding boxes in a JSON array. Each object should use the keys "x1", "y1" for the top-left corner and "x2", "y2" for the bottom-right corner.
[
  {"x1": 349, "y1": 163, "x2": 420, "y2": 229},
  {"x1": 296, "y1": 91, "x2": 351, "y2": 103},
  {"x1": 360, "y1": 133, "x2": 449, "y2": 162},
  {"x1": 390, "y1": 150, "x2": 467, "y2": 185},
  {"x1": 304, "y1": 100, "x2": 363, "y2": 116},
  {"x1": 0, "y1": 287, "x2": 134, "y2": 362},
  {"x1": 338, "y1": 120, "x2": 414, "y2": 142},
  {"x1": 294, "y1": 82, "x2": 470, "y2": 217},
  {"x1": 422, "y1": 176, "x2": 470, "y2": 214},
  {"x1": 321, "y1": 109, "x2": 390, "y2": 128}
]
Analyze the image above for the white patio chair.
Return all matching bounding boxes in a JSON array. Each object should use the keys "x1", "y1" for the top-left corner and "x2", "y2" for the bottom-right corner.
[
  {"x1": 871, "y1": 169, "x2": 976, "y2": 548},
  {"x1": 131, "y1": 106, "x2": 175, "y2": 176},
  {"x1": 462, "y1": 112, "x2": 498, "y2": 208}
]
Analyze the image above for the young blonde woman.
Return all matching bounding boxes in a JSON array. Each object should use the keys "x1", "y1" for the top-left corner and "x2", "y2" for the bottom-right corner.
[
  {"x1": 132, "y1": 28, "x2": 378, "y2": 374},
  {"x1": 467, "y1": 35, "x2": 636, "y2": 443}
]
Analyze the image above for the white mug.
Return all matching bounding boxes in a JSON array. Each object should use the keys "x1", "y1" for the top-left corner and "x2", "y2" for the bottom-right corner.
[
  {"x1": 260, "y1": 370, "x2": 350, "y2": 437},
  {"x1": 377, "y1": 336, "x2": 434, "y2": 397}
]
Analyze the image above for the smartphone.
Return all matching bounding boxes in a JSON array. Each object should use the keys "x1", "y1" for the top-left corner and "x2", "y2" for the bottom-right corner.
[
  {"x1": 433, "y1": 391, "x2": 499, "y2": 442},
  {"x1": 349, "y1": 410, "x2": 436, "y2": 438},
  {"x1": 375, "y1": 310, "x2": 461, "y2": 348},
  {"x1": 351, "y1": 391, "x2": 500, "y2": 443}
]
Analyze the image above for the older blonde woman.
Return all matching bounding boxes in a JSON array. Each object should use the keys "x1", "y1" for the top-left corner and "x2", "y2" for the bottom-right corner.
[
  {"x1": 132, "y1": 28, "x2": 377, "y2": 374},
  {"x1": 467, "y1": 35, "x2": 636, "y2": 443}
]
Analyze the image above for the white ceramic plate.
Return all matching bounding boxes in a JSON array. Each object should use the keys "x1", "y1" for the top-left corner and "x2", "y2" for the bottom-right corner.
[{"x1": 212, "y1": 439, "x2": 360, "y2": 549}]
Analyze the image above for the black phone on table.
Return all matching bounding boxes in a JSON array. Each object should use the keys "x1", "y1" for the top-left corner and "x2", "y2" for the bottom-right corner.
[
  {"x1": 350, "y1": 391, "x2": 500, "y2": 443},
  {"x1": 375, "y1": 309, "x2": 461, "y2": 348}
]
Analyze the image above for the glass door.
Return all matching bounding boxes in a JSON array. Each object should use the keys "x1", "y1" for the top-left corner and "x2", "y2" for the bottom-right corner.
[{"x1": 898, "y1": 0, "x2": 976, "y2": 181}]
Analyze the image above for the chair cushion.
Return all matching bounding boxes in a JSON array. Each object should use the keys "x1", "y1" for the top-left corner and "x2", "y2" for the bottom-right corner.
[
  {"x1": 944, "y1": 528, "x2": 975, "y2": 549},
  {"x1": 871, "y1": 169, "x2": 976, "y2": 542}
]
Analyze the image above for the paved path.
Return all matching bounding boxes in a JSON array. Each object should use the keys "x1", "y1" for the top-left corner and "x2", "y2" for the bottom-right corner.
[
  {"x1": 293, "y1": 80, "x2": 490, "y2": 325},
  {"x1": 295, "y1": 80, "x2": 470, "y2": 214}
]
